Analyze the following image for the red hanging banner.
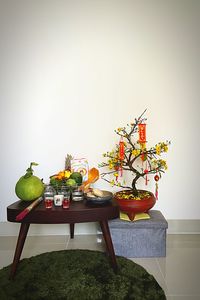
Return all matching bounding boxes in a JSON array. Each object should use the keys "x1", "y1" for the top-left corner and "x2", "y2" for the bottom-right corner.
[
  {"x1": 119, "y1": 137, "x2": 125, "y2": 160},
  {"x1": 119, "y1": 137, "x2": 124, "y2": 177},
  {"x1": 138, "y1": 123, "x2": 146, "y2": 143},
  {"x1": 138, "y1": 123, "x2": 147, "y2": 161}
]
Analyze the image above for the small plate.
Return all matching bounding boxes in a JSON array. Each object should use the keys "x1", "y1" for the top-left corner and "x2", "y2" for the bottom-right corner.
[{"x1": 85, "y1": 191, "x2": 113, "y2": 204}]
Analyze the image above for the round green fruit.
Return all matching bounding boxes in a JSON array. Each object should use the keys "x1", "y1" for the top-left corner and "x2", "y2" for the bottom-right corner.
[
  {"x1": 65, "y1": 178, "x2": 77, "y2": 187},
  {"x1": 15, "y1": 162, "x2": 44, "y2": 201},
  {"x1": 15, "y1": 176, "x2": 44, "y2": 201},
  {"x1": 70, "y1": 172, "x2": 83, "y2": 185}
]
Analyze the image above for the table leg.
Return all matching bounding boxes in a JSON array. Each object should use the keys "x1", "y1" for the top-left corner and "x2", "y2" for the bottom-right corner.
[
  {"x1": 9, "y1": 223, "x2": 30, "y2": 280},
  {"x1": 100, "y1": 220, "x2": 118, "y2": 272},
  {"x1": 70, "y1": 223, "x2": 75, "y2": 239}
]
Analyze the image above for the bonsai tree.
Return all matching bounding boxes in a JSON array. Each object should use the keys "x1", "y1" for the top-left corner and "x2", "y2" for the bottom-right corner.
[{"x1": 99, "y1": 110, "x2": 170, "y2": 198}]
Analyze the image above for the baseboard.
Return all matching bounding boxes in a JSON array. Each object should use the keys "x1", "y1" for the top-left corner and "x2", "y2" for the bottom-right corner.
[
  {"x1": 167, "y1": 219, "x2": 200, "y2": 234},
  {"x1": 0, "y1": 220, "x2": 199, "y2": 236}
]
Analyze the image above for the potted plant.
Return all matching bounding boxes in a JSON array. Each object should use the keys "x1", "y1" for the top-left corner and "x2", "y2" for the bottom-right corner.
[{"x1": 99, "y1": 110, "x2": 170, "y2": 220}]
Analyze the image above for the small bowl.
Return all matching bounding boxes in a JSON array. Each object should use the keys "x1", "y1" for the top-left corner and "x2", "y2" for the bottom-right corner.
[{"x1": 85, "y1": 190, "x2": 113, "y2": 204}]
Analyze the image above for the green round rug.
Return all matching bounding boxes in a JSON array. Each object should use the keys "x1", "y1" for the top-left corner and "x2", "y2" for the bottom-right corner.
[{"x1": 0, "y1": 250, "x2": 166, "y2": 300}]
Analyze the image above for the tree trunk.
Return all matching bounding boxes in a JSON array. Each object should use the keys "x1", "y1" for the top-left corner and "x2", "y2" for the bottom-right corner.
[{"x1": 131, "y1": 176, "x2": 139, "y2": 196}]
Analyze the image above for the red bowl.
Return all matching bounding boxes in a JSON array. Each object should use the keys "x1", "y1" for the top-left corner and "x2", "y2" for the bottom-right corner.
[{"x1": 114, "y1": 190, "x2": 156, "y2": 221}]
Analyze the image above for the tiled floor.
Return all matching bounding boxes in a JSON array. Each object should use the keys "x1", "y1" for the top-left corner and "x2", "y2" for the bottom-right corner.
[{"x1": 0, "y1": 234, "x2": 199, "y2": 300}]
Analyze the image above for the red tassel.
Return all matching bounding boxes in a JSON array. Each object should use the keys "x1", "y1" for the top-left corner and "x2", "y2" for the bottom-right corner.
[
  {"x1": 144, "y1": 169, "x2": 148, "y2": 185},
  {"x1": 15, "y1": 197, "x2": 43, "y2": 221},
  {"x1": 16, "y1": 208, "x2": 30, "y2": 221},
  {"x1": 154, "y1": 174, "x2": 159, "y2": 200},
  {"x1": 119, "y1": 166, "x2": 122, "y2": 177},
  {"x1": 155, "y1": 182, "x2": 158, "y2": 200}
]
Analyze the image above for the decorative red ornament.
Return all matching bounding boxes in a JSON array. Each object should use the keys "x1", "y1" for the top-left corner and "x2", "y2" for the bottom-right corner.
[
  {"x1": 154, "y1": 174, "x2": 160, "y2": 182},
  {"x1": 119, "y1": 137, "x2": 125, "y2": 177},
  {"x1": 141, "y1": 152, "x2": 146, "y2": 161},
  {"x1": 138, "y1": 123, "x2": 146, "y2": 143},
  {"x1": 114, "y1": 165, "x2": 119, "y2": 171},
  {"x1": 138, "y1": 123, "x2": 147, "y2": 162},
  {"x1": 119, "y1": 137, "x2": 125, "y2": 160}
]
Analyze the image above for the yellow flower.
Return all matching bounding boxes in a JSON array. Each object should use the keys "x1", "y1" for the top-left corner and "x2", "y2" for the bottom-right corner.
[
  {"x1": 132, "y1": 149, "x2": 140, "y2": 156},
  {"x1": 163, "y1": 145, "x2": 168, "y2": 152},
  {"x1": 160, "y1": 159, "x2": 168, "y2": 170},
  {"x1": 55, "y1": 171, "x2": 65, "y2": 180},
  {"x1": 114, "y1": 172, "x2": 119, "y2": 177},
  {"x1": 64, "y1": 170, "x2": 71, "y2": 178},
  {"x1": 109, "y1": 163, "x2": 114, "y2": 169},
  {"x1": 117, "y1": 127, "x2": 123, "y2": 132},
  {"x1": 155, "y1": 144, "x2": 161, "y2": 155}
]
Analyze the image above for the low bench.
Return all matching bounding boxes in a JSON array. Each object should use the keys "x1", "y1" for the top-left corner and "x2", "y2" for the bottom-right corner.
[{"x1": 108, "y1": 210, "x2": 168, "y2": 258}]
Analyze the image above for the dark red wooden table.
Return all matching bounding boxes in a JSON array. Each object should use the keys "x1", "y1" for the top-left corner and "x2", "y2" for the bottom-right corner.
[{"x1": 7, "y1": 199, "x2": 119, "y2": 279}]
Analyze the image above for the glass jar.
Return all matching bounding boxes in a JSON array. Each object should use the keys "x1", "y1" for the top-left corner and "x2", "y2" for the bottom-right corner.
[
  {"x1": 44, "y1": 185, "x2": 56, "y2": 209},
  {"x1": 60, "y1": 186, "x2": 71, "y2": 208},
  {"x1": 71, "y1": 185, "x2": 83, "y2": 201}
]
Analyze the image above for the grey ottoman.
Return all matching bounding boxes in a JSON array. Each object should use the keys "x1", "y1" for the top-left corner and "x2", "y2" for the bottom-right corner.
[{"x1": 108, "y1": 210, "x2": 168, "y2": 258}]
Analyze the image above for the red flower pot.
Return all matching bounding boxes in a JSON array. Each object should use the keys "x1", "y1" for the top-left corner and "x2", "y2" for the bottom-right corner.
[{"x1": 114, "y1": 190, "x2": 156, "y2": 221}]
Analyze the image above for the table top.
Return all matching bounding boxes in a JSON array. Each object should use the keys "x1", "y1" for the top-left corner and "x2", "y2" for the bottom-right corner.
[{"x1": 7, "y1": 199, "x2": 119, "y2": 224}]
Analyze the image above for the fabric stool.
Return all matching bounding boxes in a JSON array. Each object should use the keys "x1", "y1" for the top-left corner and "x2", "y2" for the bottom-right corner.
[{"x1": 108, "y1": 210, "x2": 168, "y2": 258}]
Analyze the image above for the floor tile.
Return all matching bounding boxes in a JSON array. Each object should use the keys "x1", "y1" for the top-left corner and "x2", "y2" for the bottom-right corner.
[
  {"x1": 23, "y1": 235, "x2": 69, "y2": 248},
  {"x1": 66, "y1": 234, "x2": 105, "y2": 252},
  {"x1": 158, "y1": 235, "x2": 200, "y2": 298},
  {"x1": 21, "y1": 235, "x2": 68, "y2": 255},
  {"x1": 21, "y1": 244, "x2": 68, "y2": 259},
  {"x1": 167, "y1": 234, "x2": 200, "y2": 248},
  {"x1": 168, "y1": 296, "x2": 200, "y2": 300},
  {"x1": 131, "y1": 257, "x2": 168, "y2": 294},
  {"x1": 0, "y1": 235, "x2": 69, "y2": 269},
  {"x1": 0, "y1": 250, "x2": 15, "y2": 269},
  {"x1": 0, "y1": 236, "x2": 18, "y2": 250}
]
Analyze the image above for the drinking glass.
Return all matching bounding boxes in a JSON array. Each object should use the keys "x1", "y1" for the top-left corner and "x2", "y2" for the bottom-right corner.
[
  {"x1": 44, "y1": 185, "x2": 55, "y2": 209},
  {"x1": 71, "y1": 185, "x2": 83, "y2": 201}
]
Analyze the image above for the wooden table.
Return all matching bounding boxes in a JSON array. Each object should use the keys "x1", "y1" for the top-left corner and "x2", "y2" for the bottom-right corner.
[{"x1": 7, "y1": 199, "x2": 119, "y2": 279}]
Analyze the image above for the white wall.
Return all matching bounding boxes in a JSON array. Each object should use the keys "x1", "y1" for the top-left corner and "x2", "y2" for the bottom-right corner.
[{"x1": 0, "y1": 0, "x2": 200, "y2": 223}]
